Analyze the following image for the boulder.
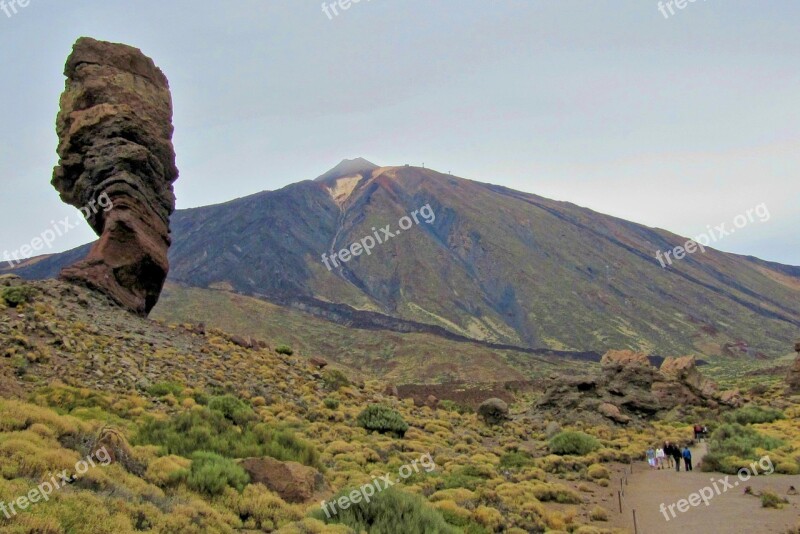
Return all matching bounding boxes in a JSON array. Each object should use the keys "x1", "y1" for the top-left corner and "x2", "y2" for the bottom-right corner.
[
  {"x1": 718, "y1": 389, "x2": 744, "y2": 408},
  {"x1": 53, "y1": 37, "x2": 178, "y2": 316},
  {"x1": 239, "y1": 457, "x2": 326, "y2": 504},
  {"x1": 600, "y1": 349, "x2": 651, "y2": 369},
  {"x1": 478, "y1": 398, "x2": 508, "y2": 425},
  {"x1": 309, "y1": 357, "x2": 328, "y2": 369},
  {"x1": 597, "y1": 402, "x2": 631, "y2": 424},
  {"x1": 660, "y1": 356, "x2": 718, "y2": 400}
]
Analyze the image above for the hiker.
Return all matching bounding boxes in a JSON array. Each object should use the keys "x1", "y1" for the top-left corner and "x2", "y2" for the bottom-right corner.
[
  {"x1": 682, "y1": 447, "x2": 693, "y2": 471},
  {"x1": 702, "y1": 425, "x2": 709, "y2": 440},
  {"x1": 663, "y1": 441, "x2": 674, "y2": 469},
  {"x1": 670, "y1": 444, "x2": 683, "y2": 472},
  {"x1": 693, "y1": 424, "x2": 703, "y2": 441},
  {"x1": 655, "y1": 446, "x2": 666, "y2": 469},
  {"x1": 646, "y1": 447, "x2": 656, "y2": 470}
]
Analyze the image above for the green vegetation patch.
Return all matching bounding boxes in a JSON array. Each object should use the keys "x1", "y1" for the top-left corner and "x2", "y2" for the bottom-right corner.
[
  {"x1": 723, "y1": 405, "x2": 784, "y2": 425},
  {"x1": 549, "y1": 431, "x2": 602, "y2": 456},
  {"x1": 356, "y1": 404, "x2": 409, "y2": 438},
  {"x1": 310, "y1": 487, "x2": 460, "y2": 534},
  {"x1": 184, "y1": 451, "x2": 249, "y2": 495},
  {"x1": 702, "y1": 423, "x2": 785, "y2": 474},
  {"x1": 1, "y1": 285, "x2": 34, "y2": 307},
  {"x1": 135, "y1": 397, "x2": 320, "y2": 468}
]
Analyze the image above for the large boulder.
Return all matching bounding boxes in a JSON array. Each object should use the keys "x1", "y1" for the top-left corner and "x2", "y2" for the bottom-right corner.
[
  {"x1": 597, "y1": 402, "x2": 631, "y2": 424},
  {"x1": 660, "y1": 356, "x2": 715, "y2": 395},
  {"x1": 600, "y1": 349, "x2": 651, "y2": 369},
  {"x1": 52, "y1": 37, "x2": 178, "y2": 316},
  {"x1": 239, "y1": 457, "x2": 326, "y2": 504},
  {"x1": 478, "y1": 398, "x2": 509, "y2": 425}
]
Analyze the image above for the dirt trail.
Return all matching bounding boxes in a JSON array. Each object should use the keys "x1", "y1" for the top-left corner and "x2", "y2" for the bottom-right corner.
[{"x1": 613, "y1": 443, "x2": 800, "y2": 534}]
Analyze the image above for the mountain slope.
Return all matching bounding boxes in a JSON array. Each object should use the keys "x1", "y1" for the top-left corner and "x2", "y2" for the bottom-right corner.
[{"x1": 8, "y1": 161, "x2": 800, "y2": 359}]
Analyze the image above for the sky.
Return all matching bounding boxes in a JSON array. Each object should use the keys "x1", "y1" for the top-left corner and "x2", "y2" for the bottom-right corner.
[{"x1": 1, "y1": 0, "x2": 798, "y2": 265}]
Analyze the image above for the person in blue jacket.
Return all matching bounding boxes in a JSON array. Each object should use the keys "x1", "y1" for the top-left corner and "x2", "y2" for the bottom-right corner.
[{"x1": 682, "y1": 446, "x2": 693, "y2": 471}]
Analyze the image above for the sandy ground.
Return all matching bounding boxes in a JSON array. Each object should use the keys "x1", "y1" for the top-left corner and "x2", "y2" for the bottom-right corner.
[{"x1": 610, "y1": 443, "x2": 800, "y2": 534}]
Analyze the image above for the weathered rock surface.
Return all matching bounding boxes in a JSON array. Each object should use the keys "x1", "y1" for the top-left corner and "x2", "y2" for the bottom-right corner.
[
  {"x1": 52, "y1": 37, "x2": 178, "y2": 316},
  {"x1": 239, "y1": 457, "x2": 326, "y2": 504},
  {"x1": 597, "y1": 402, "x2": 631, "y2": 424},
  {"x1": 478, "y1": 397, "x2": 509, "y2": 425},
  {"x1": 537, "y1": 350, "x2": 735, "y2": 425},
  {"x1": 601, "y1": 349, "x2": 651, "y2": 369}
]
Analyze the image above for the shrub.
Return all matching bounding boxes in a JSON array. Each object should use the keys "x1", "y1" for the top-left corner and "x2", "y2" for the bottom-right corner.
[
  {"x1": 724, "y1": 406, "x2": 784, "y2": 425},
  {"x1": 322, "y1": 369, "x2": 351, "y2": 391},
  {"x1": 1, "y1": 285, "x2": 34, "y2": 307},
  {"x1": 357, "y1": 404, "x2": 409, "y2": 437},
  {"x1": 275, "y1": 345, "x2": 294, "y2": 356},
  {"x1": 146, "y1": 381, "x2": 184, "y2": 398},
  {"x1": 701, "y1": 423, "x2": 785, "y2": 474},
  {"x1": 439, "y1": 400, "x2": 473, "y2": 415},
  {"x1": 323, "y1": 397, "x2": 340, "y2": 410},
  {"x1": 549, "y1": 431, "x2": 601, "y2": 456},
  {"x1": 761, "y1": 490, "x2": 788, "y2": 509},
  {"x1": 208, "y1": 394, "x2": 256, "y2": 426},
  {"x1": 310, "y1": 487, "x2": 459, "y2": 533},
  {"x1": 185, "y1": 451, "x2": 249, "y2": 495},
  {"x1": 135, "y1": 406, "x2": 321, "y2": 468},
  {"x1": 590, "y1": 505, "x2": 609, "y2": 521},
  {"x1": 586, "y1": 464, "x2": 610, "y2": 480},
  {"x1": 710, "y1": 423, "x2": 783, "y2": 456},
  {"x1": 441, "y1": 465, "x2": 491, "y2": 491},
  {"x1": 145, "y1": 455, "x2": 191, "y2": 487},
  {"x1": 499, "y1": 451, "x2": 534, "y2": 470}
]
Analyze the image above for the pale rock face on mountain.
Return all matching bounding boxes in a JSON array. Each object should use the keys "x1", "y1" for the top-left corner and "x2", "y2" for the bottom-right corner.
[{"x1": 52, "y1": 37, "x2": 178, "y2": 316}]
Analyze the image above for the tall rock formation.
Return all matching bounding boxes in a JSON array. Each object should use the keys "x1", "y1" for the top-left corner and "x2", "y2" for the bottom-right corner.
[{"x1": 51, "y1": 37, "x2": 178, "y2": 316}]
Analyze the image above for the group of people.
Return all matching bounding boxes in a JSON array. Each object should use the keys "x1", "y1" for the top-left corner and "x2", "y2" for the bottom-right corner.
[{"x1": 646, "y1": 440, "x2": 692, "y2": 472}]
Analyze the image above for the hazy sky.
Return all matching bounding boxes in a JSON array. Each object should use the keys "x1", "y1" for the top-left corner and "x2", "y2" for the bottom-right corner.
[{"x1": 1, "y1": 1, "x2": 798, "y2": 265}]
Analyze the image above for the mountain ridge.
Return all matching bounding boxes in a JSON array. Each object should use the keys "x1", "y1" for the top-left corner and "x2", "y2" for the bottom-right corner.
[{"x1": 5, "y1": 162, "x2": 800, "y2": 361}]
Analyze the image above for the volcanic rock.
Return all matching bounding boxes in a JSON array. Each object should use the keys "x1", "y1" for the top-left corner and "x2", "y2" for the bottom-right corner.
[
  {"x1": 239, "y1": 457, "x2": 326, "y2": 504},
  {"x1": 660, "y1": 356, "x2": 715, "y2": 396},
  {"x1": 52, "y1": 37, "x2": 178, "y2": 316},
  {"x1": 597, "y1": 402, "x2": 631, "y2": 424},
  {"x1": 600, "y1": 349, "x2": 651, "y2": 369},
  {"x1": 537, "y1": 350, "x2": 725, "y2": 425},
  {"x1": 478, "y1": 398, "x2": 509, "y2": 425}
]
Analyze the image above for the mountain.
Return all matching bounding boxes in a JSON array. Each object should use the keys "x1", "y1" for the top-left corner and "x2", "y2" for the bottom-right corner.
[
  {"x1": 315, "y1": 157, "x2": 379, "y2": 182},
  {"x1": 8, "y1": 161, "x2": 800, "y2": 362}
]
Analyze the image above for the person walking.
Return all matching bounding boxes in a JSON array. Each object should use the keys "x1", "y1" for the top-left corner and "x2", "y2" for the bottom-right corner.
[
  {"x1": 663, "y1": 441, "x2": 674, "y2": 469},
  {"x1": 683, "y1": 447, "x2": 693, "y2": 471},
  {"x1": 646, "y1": 447, "x2": 656, "y2": 470},
  {"x1": 655, "y1": 446, "x2": 666, "y2": 469},
  {"x1": 693, "y1": 424, "x2": 702, "y2": 441},
  {"x1": 671, "y1": 444, "x2": 683, "y2": 472}
]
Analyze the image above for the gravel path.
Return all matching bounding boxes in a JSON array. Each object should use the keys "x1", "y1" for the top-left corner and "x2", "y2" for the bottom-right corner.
[{"x1": 615, "y1": 443, "x2": 800, "y2": 534}]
